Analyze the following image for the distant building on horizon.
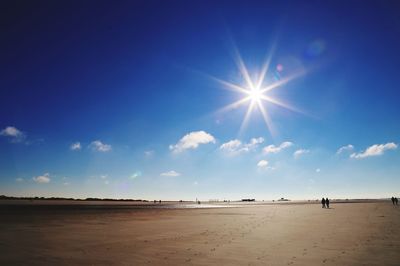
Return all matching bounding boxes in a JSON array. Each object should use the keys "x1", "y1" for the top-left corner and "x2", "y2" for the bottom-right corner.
[{"x1": 278, "y1": 198, "x2": 290, "y2": 201}]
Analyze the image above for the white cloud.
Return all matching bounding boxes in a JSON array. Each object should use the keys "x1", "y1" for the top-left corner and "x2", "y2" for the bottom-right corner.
[
  {"x1": 0, "y1": 126, "x2": 26, "y2": 142},
  {"x1": 247, "y1": 137, "x2": 265, "y2": 148},
  {"x1": 89, "y1": 140, "x2": 112, "y2": 152},
  {"x1": 316, "y1": 168, "x2": 321, "y2": 173},
  {"x1": 130, "y1": 171, "x2": 142, "y2": 179},
  {"x1": 220, "y1": 139, "x2": 242, "y2": 153},
  {"x1": 0, "y1": 126, "x2": 22, "y2": 137},
  {"x1": 257, "y1": 160, "x2": 269, "y2": 168},
  {"x1": 160, "y1": 170, "x2": 181, "y2": 177},
  {"x1": 70, "y1": 142, "x2": 81, "y2": 151},
  {"x1": 15, "y1": 178, "x2": 24, "y2": 182},
  {"x1": 100, "y1": 175, "x2": 108, "y2": 179},
  {"x1": 350, "y1": 142, "x2": 397, "y2": 159},
  {"x1": 263, "y1": 141, "x2": 293, "y2": 154},
  {"x1": 220, "y1": 137, "x2": 264, "y2": 155},
  {"x1": 294, "y1": 149, "x2": 310, "y2": 158},
  {"x1": 63, "y1": 182, "x2": 70, "y2": 186},
  {"x1": 33, "y1": 173, "x2": 51, "y2": 184},
  {"x1": 336, "y1": 144, "x2": 354, "y2": 154},
  {"x1": 169, "y1": 131, "x2": 215, "y2": 153},
  {"x1": 144, "y1": 150, "x2": 154, "y2": 157}
]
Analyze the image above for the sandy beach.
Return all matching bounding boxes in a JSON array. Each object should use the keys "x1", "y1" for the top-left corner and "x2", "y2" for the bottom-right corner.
[{"x1": 0, "y1": 201, "x2": 399, "y2": 265}]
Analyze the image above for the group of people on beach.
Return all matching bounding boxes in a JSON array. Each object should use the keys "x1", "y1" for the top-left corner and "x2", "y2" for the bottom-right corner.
[
  {"x1": 391, "y1": 197, "x2": 398, "y2": 205},
  {"x1": 321, "y1": 197, "x2": 330, "y2": 208}
]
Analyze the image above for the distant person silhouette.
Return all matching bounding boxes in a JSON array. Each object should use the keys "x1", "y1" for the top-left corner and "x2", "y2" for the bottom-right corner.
[
  {"x1": 326, "y1": 198, "x2": 330, "y2": 208},
  {"x1": 391, "y1": 197, "x2": 395, "y2": 205},
  {"x1": 321, "y1": 198, "x2": 326, "y2": 208},
  {"x1": 395, "y1": 197, "x2": 398, "y2": 205}
]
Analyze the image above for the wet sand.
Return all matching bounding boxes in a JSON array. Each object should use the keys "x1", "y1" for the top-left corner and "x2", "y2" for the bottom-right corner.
[{"x1": 1, "y1": 201, "x2": 399, "y2": 265}]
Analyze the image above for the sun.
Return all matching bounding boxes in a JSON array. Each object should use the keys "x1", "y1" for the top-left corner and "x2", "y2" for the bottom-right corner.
[
  {"x1": 247, "y1": 87, "x2": 262, "y2": 102},
  {"x1": 211, "y1": 48, "x2": 306, "y2": 136}
]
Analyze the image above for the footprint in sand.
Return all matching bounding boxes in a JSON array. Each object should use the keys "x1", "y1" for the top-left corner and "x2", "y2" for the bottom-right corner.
[{"x1": 303, "y1": 248, "x2": 308, "y2": 255}]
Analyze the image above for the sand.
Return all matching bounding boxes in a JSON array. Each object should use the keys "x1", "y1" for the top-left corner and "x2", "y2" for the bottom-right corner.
[{"x1": 0, "y1": 201, "x2": 399, "y2": 265}]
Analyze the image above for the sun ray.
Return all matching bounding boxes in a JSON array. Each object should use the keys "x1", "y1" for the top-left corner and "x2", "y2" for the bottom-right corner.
[
  {"x1": 260, "y1": 69, "x2": 306, "y2": 94},
  {"x1": 232, "y1": 46, "x2": 255, "y2": 89},
  {"x1": 256, "y1": 100, "x2": 276, "y2": 137},
  {"x1": 208, "y1": 75, "x2": 250, "y2": 95},
  {"x1": 215, "y1": 96, "x2": 251, "y2": 114},
  {"x1": 256, "y1": 42, "x2": 277, "y2": 90},
  {"x1": 260, "y1": 95, "x2": 304, "y2": 115},
  {"x1": 186, "y1": 67, "x2": 250, "y2": 95},
  {"x1": 238, "y1": 100, "x2": 256, "y2": 136}
]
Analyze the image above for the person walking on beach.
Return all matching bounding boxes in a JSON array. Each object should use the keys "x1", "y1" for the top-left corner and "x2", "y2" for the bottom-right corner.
[
  {"x1": 321, "y1": 198, "x2": 326, "y2": 208},
  {"x1": 395, "y1": 197, "x2": 398, "y2": 205},
  {"x1": 326, "y1": 198, "x2": 330, "y2": 208},
  {"x1": 391, "y1": 197, "x2": 395, "y2": 205}
]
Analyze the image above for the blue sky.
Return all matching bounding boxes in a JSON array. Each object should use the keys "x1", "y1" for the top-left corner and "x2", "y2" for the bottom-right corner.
[{"x1": 1, "y1": 1, "x2": 400, "y2": 200}]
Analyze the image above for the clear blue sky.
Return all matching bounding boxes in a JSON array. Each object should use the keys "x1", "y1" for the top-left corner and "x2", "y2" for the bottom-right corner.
[{"x1": 1, "y1": 0, "x2": 399, "y2": 200}]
